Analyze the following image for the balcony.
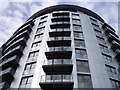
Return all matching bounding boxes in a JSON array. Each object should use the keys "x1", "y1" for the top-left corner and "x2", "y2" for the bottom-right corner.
[
  {"x1": 45, "y1": 47, "x2": 72, "y2": 59},
  {"x1": 1, "y1": 45, "x2": 23, "y2": 60},
  {"x1": 52, "y1": 16, "x2": 70, "y2": 22},
  {"x1": 0, "y1": 68, "x2": 15, "y2": 82},
  {"x1": 102, "y1": 23, "x2": 116, "y2": 32},
  {"x1": 3, "y1": 37, "x2": 27, "y2": 54},
  {"x1": 42, "y1": 59, "x2": 73, "y2": 75},
  {"x1": 39, "y1": 75, "x2": 74, "y2": 89},
  {"x1": 104, "y1": 29, "x2": 119, "y2": 39},
  {"x1": 111, "y1": 40, "x2": 120, "y2": 52},
  {"x1": 50, "y1": 22, "x2": 70, "y2": 29},
  {"x1": 115, "y1": 49, "x2": 120, "y2": 61},
  {"x1": 6, "y1": 30, "x2": 30, "y2": 47},
  {"x1": 13, "y1": 24, "x2": 32, "y2": 38},
  {"x1": 107, "y1": 33, "x2": 118, "y2": 43},
  {"x1": 24, "y1": 19, "x2": 34, "y2": 27},
  {"x1": 16, "y1": 19, "x2": 34, "y2": 34},
  {"x1": 49, "y1": 29, "x2": 71, "y2": 37},
  {"x1": 47, "y1": 37, "x2": 71, "y2": 47},
  {"x1": 0, "y1": 55, "x2": 19, "y2": 70}
]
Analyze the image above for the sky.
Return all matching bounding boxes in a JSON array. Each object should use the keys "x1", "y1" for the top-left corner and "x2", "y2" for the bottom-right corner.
[{"x1": 0, "y1": 0, "x2": 119, "y2": 46}]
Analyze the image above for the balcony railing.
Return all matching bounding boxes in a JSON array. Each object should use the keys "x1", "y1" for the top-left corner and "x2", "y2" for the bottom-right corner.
[
  {"x1": 0, "y1": 67, "x2": 15, "y2": 82},
  {"x1": 111, "y1": 40, "x2": 120, "y2": 52},
  {"x1": 47, "y1": 47, "x2": 71, "y2": 52},
  {"x1": 42, "y1": 59, "x2": 73, "y2": 74},
  {"x1": 50, "y1": 28, "x2": 70, "y2": 32},
  {"x1": 3, "y1": 37, "x2": 27, "y2": 54},
  {"x1": 48, "y1": 37, "x2": 71, "y2": 41},
  {"x1": 53, "y1": 16, "x2": 69, "y2": 18},
  {"x1": 0, "y1": 55, "x2": 19, "y2": 69},
  {"x1": 43, "y1": 59, "x2": 72, "y2": 65},
  {"x1": 1, "y1": 45, "x2": 23, "y2": 60},
  {"x1": 52, "y1": 21, "x2": 70, "y2": 25},
  {"x1": 40, "y1": 75, "x2": 73, "y2": 82},
  {"x1": 6, "y1": 30, "x2": 29, "y2": 46}
]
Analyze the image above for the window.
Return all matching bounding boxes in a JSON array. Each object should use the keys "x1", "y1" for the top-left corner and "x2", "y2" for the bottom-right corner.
[
  {"x1": 90, "y1": 18, "x2": 97, "y2": 23},
  {"x1": 74, "y1": 39, "x2": 85, "y2": 48},
  {"x1": 72, "y1": 14, "x2": 80, "y2": 19},
  {"x1": 72, "y1": 19, "x2": 81, "y2": 25},
  {"x1": 90, "y1": 18, "x2": 98, "y2": 25},
  {"x1": 102, "y1": 54, "x2": 112, "y2": 63},
  {"x1": 74, "y1": 32, "x2": 83, "y2": 38},
  {"x1": 38, "y1": 21, "x2": 46, "y2": 27},
  {"x1": 31, "y1": 42, "x2": 41, "y2": 51},
  {"x1": 27, "y1": 51, "x2": 39, "y2": 62},
  {"x1": 23, "y1": 63, "x2": 36, "y2": 75},
  {"x1": 75, "y1": 49, "x2": 88, "y2": 59},
  {"x1": 110, "y1": 79, "x2": 120, "y2": 88},
  {"x1": 19, "y1": 76, "x2": 33, "y2": 88},
  {"x1": 92, "y1": 23, "x2": 99, "y2": 30},
  {"x1": 76, "y1": 60, "x2": 90, "y2": 72},
  {"x1": 73, "y1": 25, "x2": 82, "y2": 31},
  {"x1": 36, "y1": 27, "x2": 44, "y2": 34},
  {"x1": 41, "y1": 16, "x2": 48, "y2": 20},
  {"x1": 94, "y1": 29, "x2": 102, "y2": 36},
  {"x1": 99, "y1": 44, "x2": 109, "y2": 53},
  {"x1": 96, "y1": 36, "x2": 106, "y2": 45},
  {"x1": 34, "y1": 34, "x2": 43, "y2": 42},
  {"x1": 77, "y1": 75, "x2": 92, "y2": 88},
  {"x1": 106, "y1": 65, "x2": 116, "y2": 74}
]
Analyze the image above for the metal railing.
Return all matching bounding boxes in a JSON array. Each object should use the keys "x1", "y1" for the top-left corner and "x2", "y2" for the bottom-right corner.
[
  {"x1": 48, "y1": 37, "x2": 71, "y2": 41},
  {"x1": 46, "y1": 47, "x2": 71, "y2": 52},
  {"x1": 40, "y1": 75, "x2": 73, "y2": 82},
  {"x1": 50, "y1": 28, "x2": 70, "y2": 32},
  {"x1": 43, "y1": 59, "x2": 72, "y2": 65}
]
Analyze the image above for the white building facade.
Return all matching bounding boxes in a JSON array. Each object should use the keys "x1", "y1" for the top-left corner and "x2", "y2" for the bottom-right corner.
[{"x1": 0, "y1": 5, "x2": 120, "y2": 89}]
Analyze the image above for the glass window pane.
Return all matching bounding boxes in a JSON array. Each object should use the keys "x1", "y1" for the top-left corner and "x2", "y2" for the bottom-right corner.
[
  {"x1": 73, "y1": 25, "x2": 82, "y2": 31},
  {"x1": 75, "y1": 49, "x2": 88, "y2": 59},
  {"x1": 21, "y1": 78, "x2": 27, "y2": 85},
  {"x1": 77, "y1": 61, "x2": 90, "y2": 72},
  {"x1": 78, "y1": 75, "x2": 92, "y2": 88},
  {"x1": 74, "y1": 32, "x2": 83, "y2": 38},
  {"x1": 27, "y1": 77, "x2": 33, "y2": 84},
  {"x1": 72, "y1": 14, "x2": 80, "y2": 19},
  {"x1": 74, "y1": 40, "x2": 85, "y2": 47}
]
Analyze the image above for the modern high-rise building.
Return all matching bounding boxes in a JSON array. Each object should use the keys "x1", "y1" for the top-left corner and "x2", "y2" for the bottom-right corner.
[{"x1": 0, "y1": 4, "x2": 120, "y2": 89}]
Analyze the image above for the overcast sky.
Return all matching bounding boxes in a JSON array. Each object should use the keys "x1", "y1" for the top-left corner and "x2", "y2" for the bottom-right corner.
[{"x1": 0, "y1": 0, "x2": 119, "y2": 46}]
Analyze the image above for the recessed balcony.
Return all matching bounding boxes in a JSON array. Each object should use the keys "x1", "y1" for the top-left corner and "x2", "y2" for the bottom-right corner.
[
  {"x1": 111, "y1": 40, "x2": 120, "y2": 52},
  {"x1": 47, "y1": 37, "x2": 71, "y2": 47},
  {"x1": 0, "y1": 55, "x2": 19, "y2": 70},
  {"x1": 49, "y1": 29, "x2": 71, "y2": 37},
  {"x1": 50, "y1": 22, "x2": 70, "y2": 29},
  {"x1": 52, "y1": 11, "x2": 70, "y2": 16},
  {"x1": 52, "y1": 16, "x2": 70, "y2": 22},
  {"x1": 45, "y1": 47, "x2": 72, "y2": 59},
  {"x1": 39, "y1": 75, "x2": 74, "y2": 89},
  {"x1": 42, "y1": 59, "x2": 73, "y2": 75},
  {"x1": 0, "y1": 68, "x2": 15, "y2": 82}
]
